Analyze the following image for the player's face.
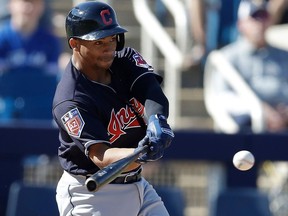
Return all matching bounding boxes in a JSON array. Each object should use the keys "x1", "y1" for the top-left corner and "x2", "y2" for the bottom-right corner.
[{"x1": 76, "y1": 35, "x2": 117, "y2": 70}]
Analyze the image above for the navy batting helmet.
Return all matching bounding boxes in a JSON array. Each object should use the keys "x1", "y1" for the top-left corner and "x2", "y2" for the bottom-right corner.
[{"x1": 65, "y1": 1, "x2": 127, "y2": 51}]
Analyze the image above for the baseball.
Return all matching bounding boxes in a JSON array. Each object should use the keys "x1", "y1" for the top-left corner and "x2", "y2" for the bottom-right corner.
[{"x1": 233, "y1": 150, "x2": 255, "y2": 171}]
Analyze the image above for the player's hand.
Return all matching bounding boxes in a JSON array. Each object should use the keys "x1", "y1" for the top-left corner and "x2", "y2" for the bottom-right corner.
[
  {"x1": 136, "y1": 135, "x2": 164, "y2": 163},
  {"x1": 136, "y1": 114, "x2": 174, "y2": 163},
  {"x1": 147, "y1": 114, "x2": 174, "y2": 148}
]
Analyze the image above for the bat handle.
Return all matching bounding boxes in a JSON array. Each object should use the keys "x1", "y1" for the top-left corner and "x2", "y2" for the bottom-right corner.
[
  {"x1": 134, "y1": 144, "x2": 149, "y2": 155},
  {"x1": 85, "y1": 145, "x2": 149, "y2": 192}
]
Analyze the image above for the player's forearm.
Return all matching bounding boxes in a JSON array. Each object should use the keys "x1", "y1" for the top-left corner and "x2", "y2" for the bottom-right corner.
[
  {"x1": 132, "y1": 74, "x2": 169, "y2": 118},
  {"x1": 145, "y1": 99, "x2": 169, "y2": 119},
  {"x1": 89, "y1": 145, "x2": 140, "y2": 171}
]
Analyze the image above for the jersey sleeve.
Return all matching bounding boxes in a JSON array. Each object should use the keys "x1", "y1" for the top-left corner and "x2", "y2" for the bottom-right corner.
[
  {"x1": 113, "y1": 47, "x2": 169, "y2": 119},
  {"x1": 53, "y1": 100, "x2": 111, "y2": 156},
  {"x1": 113, "y1": 47, "x2": 162, "y2": 86}
]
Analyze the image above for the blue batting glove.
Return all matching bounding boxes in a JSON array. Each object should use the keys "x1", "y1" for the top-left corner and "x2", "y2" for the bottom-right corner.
[
  {"x1": 136, "y1": 137, "x2": 164, "y2": 163},
  {"x1": 146, "y1": 114, "x2": 174, "y2": 149},
  {"x1": 136, "y1": 114, "x2": 174, "y2": 163}
]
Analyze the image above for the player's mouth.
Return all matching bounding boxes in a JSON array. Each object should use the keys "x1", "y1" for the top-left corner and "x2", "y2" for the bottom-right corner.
[{"x1": 101, "y1": 54, "x2": 114, "y2": 63}]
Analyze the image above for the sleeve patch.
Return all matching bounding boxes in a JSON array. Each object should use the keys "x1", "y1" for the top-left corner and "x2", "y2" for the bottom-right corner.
[
  {"x1": 61, "y1": 108, "x2": 85, "y2": 138},
  {"x1": 133, "y1": 52, "x2": 151, "y2": 69}
]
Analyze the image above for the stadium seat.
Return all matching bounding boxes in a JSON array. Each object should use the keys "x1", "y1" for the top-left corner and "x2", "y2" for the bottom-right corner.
[
  {"x1": 6, "y1": 181, "x2": 58, "y2": 216},
  {"x1": 0, "y1": 69, "x2": 58, "y2": 120},
  {"x1": 154, "y1": 186, "x2": 186, "y2": 216},
  {"x1": 214, "y1": 188, "x2": 272, "y2": 216}
]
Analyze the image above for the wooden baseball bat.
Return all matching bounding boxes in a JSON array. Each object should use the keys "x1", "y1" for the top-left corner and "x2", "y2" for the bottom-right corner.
[{"x1": 85, "y1": 144, "x2": 149, "y2": 192}]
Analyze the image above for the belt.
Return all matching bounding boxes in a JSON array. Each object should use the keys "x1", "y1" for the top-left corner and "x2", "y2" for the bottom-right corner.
[{"x1": 86, "y1": 167, "x2": 142, "y2": 184}]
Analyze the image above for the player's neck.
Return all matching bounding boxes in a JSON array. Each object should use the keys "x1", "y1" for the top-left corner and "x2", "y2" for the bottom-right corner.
[{"x1": 87, "y1": 70, "x2": 111, "y2": 84}]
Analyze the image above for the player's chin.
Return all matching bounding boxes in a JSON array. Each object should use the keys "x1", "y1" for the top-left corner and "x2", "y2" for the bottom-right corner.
[{"x1": 101, "y1": 58, "x2": 114, "y2": 68}]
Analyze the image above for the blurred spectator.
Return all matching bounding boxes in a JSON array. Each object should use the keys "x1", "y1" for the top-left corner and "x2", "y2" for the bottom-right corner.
[
  {"x1": 208, "y1": 0, "x2": 288, "y2": 133},
  {"x1": 184, "y1": 0, "x2": 241, "y2": 68},
  {"x1": 0, "y1": 0, "x2": 62, "y2": 122},
  {"x1": 0, "y1": 0, "x2": 10, "y2": 25},
  {"x1": 154, "y1": 0, "x2": 170, "y2": 25},
  {"x1": 0, "y1": 0, "x2": 61, "y2": 75},
  {"x1": 0, "y1": 0, "x2": 53, "y2": 27}
]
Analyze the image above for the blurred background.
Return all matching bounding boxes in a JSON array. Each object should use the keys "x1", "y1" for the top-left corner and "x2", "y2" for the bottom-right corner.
[{"x1": 1, "y1": 0, "x2": 288, "y2": 216}]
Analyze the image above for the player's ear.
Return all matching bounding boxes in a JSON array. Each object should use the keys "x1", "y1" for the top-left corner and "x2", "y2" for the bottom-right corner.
[{"x1": 69, "y1": 38, "x2": 79, "y2": 51}]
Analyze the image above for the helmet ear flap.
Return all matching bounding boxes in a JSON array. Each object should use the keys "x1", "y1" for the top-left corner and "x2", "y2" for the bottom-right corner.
[{"x1": 116, "y1": 33, "x2": 125, "y2": 51}]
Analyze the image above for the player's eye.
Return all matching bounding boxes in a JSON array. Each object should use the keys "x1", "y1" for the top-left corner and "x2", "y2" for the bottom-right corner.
[
  {"x1": 93, "y1": 36, "x2": 116, "y2": 47},
  {"x1": 94, "y1": 41, "x2": 102, "y2": 45},
  {"x1": 110, "y1": 35, "x2": 117, "y2": 42}
]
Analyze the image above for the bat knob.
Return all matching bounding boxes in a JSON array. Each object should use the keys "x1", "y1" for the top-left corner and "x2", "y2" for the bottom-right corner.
[{"x1": 85, "y1": 178, "x2": 98, "y2": 192}]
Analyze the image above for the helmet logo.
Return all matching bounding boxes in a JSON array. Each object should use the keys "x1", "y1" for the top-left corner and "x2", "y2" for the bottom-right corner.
[{"x1": 100, "y1": 9, "x2": 113, "y2": 25}]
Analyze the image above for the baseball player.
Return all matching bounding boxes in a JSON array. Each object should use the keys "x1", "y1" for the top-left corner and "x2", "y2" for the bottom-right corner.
[{"x1": 52, "y1": 1, "x2": 174, "y2": 216}]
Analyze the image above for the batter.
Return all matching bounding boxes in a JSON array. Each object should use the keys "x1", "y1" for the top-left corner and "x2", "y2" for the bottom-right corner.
[{"x1": 52, "y1": 1, "x2": 174, "y2": 216}]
